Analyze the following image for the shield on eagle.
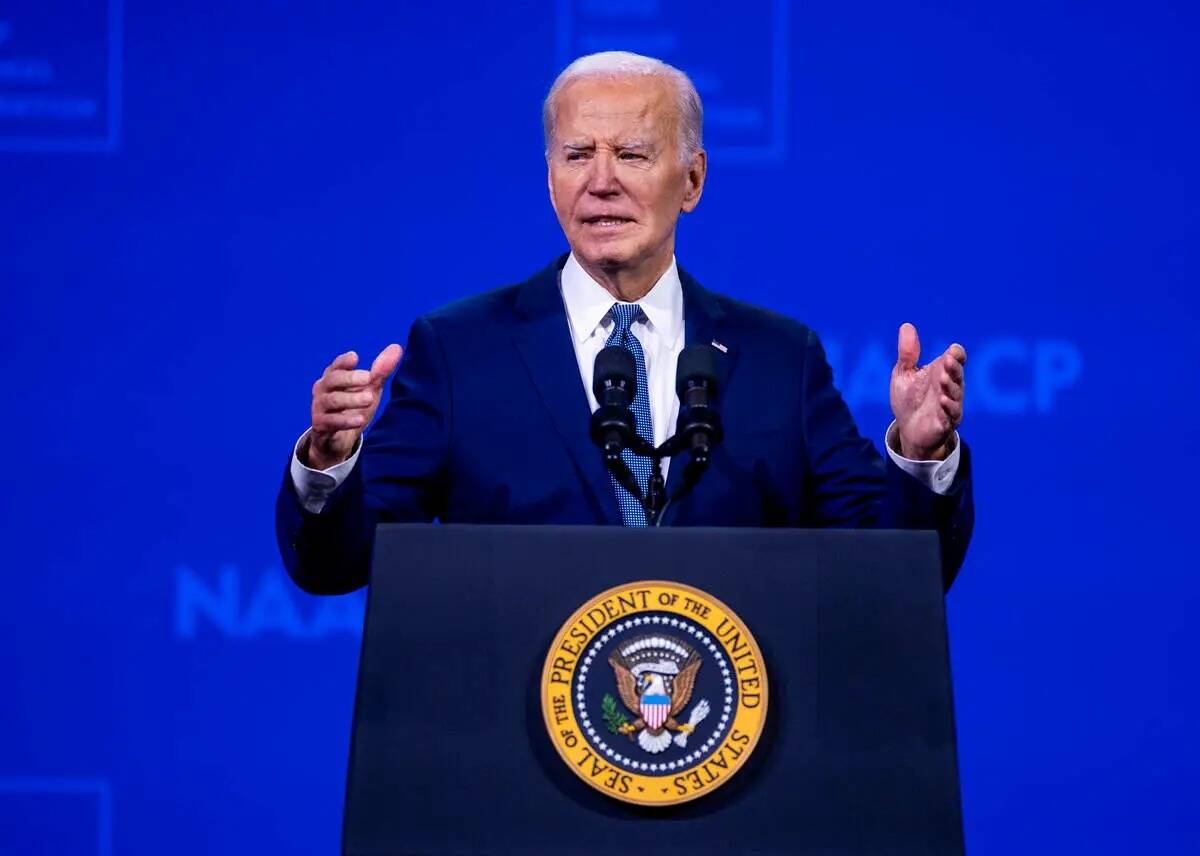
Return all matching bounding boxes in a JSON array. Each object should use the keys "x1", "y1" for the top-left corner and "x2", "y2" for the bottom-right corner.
[{"x1": 640, "y1": 693, "x2": 672, "y2": 729}]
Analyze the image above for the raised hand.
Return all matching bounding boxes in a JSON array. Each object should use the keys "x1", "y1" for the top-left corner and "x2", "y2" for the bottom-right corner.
[
  {"x1": 306, "y1": 344, "x2": 403, "y2": 470},
  {"x1": 890, "y1": 323, "x2": 966, "y2": 461}
]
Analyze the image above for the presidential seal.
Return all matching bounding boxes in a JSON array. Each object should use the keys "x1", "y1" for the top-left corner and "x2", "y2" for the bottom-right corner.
[{"x1": 541, "y1": 581, "x2": 768, "y2": 806}]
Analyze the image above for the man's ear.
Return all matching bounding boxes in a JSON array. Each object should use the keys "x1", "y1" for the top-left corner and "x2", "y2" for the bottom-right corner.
[
  {"x1": 546, "y1": 155, "x2": 558, "y2": 209},
  {"x1": 680, "y1": 149, "x2": 707, "y2": 214}
]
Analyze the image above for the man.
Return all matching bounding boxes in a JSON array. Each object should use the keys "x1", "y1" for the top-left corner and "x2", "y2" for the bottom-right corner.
[{"x1": 276, "y1": 51, "x2": 972, "y2": 595}]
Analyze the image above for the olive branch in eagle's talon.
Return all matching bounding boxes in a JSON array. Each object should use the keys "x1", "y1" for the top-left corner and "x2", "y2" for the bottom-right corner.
[{"x1": 601, "y1": 693, "x2": 631, "y2": 735}]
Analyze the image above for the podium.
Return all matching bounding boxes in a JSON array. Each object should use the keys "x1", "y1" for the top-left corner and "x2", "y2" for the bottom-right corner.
[{"x1": 343, "y1": 525, "x2": 963, "y2": 855}]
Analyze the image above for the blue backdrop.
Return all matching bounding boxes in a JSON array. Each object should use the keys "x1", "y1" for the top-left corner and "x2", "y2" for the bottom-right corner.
[{"x1": 1, "y1": 1, "x2": 1197, "y2": 853}]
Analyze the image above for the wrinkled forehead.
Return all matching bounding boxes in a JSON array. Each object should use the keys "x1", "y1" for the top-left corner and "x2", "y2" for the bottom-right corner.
[{"x1": 553, "y1": 76, "x2": 679, "y2": 146}]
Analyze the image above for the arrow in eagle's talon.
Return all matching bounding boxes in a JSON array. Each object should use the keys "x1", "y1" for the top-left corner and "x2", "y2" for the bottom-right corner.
[{"x1": 673, "y1": 699, "x2": 712, "y2": 748}]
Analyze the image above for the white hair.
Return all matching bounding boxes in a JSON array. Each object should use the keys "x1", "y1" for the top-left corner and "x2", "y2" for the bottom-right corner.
[{"x1": 542, "y1": 51, "x2": 704, "y2": 163}]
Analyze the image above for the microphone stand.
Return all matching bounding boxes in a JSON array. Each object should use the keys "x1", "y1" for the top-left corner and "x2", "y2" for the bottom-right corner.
[
  {"x1": 601, "y1": 433, "x2": 713, "y2": 527},
  {"x1": 594, "y1": 379, "x2": 721, "y2": 525}
]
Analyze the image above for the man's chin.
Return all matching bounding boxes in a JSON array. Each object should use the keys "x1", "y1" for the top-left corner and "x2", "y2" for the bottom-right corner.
[{"x1": 573, "y1": 240, "x2": 638, "y2": 271}]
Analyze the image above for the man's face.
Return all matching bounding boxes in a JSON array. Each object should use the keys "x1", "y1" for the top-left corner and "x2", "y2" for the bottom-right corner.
[{"x1": 547, "y1": 76, "x2": 705, "y2": 278}]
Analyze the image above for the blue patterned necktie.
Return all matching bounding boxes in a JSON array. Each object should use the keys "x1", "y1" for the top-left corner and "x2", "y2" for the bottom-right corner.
[{"x1": 605, "y1": 303, "x2": 654, "y2": 526}]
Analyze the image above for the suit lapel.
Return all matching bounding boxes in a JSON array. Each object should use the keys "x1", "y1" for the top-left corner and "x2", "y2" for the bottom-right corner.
[
  {"x1": 662, "y1": 269, "x2": 740, "y2": 523},
  {"x1": 512, "y1": 257, "x2": 622, "y2": 525}
]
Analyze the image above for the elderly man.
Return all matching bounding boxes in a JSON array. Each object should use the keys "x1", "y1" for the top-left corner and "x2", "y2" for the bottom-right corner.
[{"x1": 276, "y1": 51, "x2": 973, "y2": 594}]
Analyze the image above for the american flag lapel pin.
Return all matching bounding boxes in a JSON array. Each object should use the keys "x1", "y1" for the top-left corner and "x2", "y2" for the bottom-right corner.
[{"x1": 711, "y1": 339, "x2": 728, "y2": 353}]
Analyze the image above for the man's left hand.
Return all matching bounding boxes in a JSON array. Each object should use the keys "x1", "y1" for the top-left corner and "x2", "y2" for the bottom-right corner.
[{"x1": 890, "y1": 322, "x2": 966, "y2": 461}]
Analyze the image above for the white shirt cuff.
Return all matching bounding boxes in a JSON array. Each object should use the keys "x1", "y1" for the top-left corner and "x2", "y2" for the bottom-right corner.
[
  {"x1": 289, "y1": 430, "x2": 362, "y2": 513},
  {"x1": 884, "y1": 421, "x2": 960, "y2": 496}
]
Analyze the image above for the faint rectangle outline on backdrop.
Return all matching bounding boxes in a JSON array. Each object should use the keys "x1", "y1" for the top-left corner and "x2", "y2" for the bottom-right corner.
[
  {"x1": 0, "y1": 0, "x2": 122, "y2": 152},
  {"x1": 0, "y1": 778, "x2": 112, "y2": 856},
  {"x1": 554, "y1": 0, "x2": 789, "y2": 163}
]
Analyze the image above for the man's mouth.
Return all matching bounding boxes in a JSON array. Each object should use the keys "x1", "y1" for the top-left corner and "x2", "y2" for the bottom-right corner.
[{"x1": 581, "y1": 216, "x2": 635, "y2": 227}]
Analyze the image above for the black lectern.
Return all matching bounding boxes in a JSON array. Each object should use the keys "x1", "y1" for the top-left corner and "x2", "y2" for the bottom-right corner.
[{"x1": 344, "y1": 525, "x2": 963, "y2": 855}]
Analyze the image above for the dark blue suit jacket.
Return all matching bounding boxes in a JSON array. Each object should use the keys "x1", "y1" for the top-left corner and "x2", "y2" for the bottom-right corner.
[{"x1": 276, "y1": 256, "x2": 973, "y2": 594}]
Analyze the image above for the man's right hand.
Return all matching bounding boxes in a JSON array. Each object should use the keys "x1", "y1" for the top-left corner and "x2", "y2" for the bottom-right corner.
[{"x1": 305, "y1": 344, "x2": 403, "y2": 470}]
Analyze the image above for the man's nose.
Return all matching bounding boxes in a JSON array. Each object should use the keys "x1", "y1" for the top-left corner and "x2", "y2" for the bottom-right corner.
[{"x1": 586, "y1": 153, "x2": 620, "y2": 196}]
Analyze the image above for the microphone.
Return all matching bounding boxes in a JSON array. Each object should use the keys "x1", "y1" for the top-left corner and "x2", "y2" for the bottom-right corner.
[
  {"x1": 589, "y1": 346, "x2": 648, "y2": 506},
  {"x1": 589, "y1": 347, "x2": 639, "y2": 460},
  {"x1": 674, "y1": 345, "x2": 724, "y2": 465}
]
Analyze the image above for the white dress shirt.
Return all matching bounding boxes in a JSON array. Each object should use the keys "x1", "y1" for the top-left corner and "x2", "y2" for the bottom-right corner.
[{"x1": 291, "y1": 253, "x2": 960, "y2": 512}]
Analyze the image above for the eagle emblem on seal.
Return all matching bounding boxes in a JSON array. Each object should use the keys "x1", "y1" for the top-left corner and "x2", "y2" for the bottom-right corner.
[{"x1": 607, "y1": 634, "x2": 712, "y2": 754}]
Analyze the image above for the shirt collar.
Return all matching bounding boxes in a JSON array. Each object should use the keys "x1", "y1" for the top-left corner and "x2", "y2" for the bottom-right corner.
[{"x1": 559, "y1": 252, "x2": 684, "y2": 346}]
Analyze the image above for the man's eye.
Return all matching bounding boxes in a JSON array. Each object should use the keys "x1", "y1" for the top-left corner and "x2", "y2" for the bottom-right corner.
[
  {"x1": 619, "y1": 152, "x2": 646, "y2": 161},
  {"x1": 566, "y1": 152, "x2": 590, "y2": 162}
]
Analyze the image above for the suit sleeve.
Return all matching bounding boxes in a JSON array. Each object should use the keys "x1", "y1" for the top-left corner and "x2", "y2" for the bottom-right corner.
[
  {"x1": 274, "y1": 316, "x2": 452, "y2": 594},
  {"x1": 798, "y1": 329, "x2": 974, "y2": 590}
]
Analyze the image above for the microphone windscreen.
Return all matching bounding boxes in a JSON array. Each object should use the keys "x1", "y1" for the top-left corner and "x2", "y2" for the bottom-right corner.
[
  {"x1": 593, "y1": 346, "x2": 637, "y2": 400},
  {"x1": 675, "y1": 345, "x2": 720, "y2": 398}
]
